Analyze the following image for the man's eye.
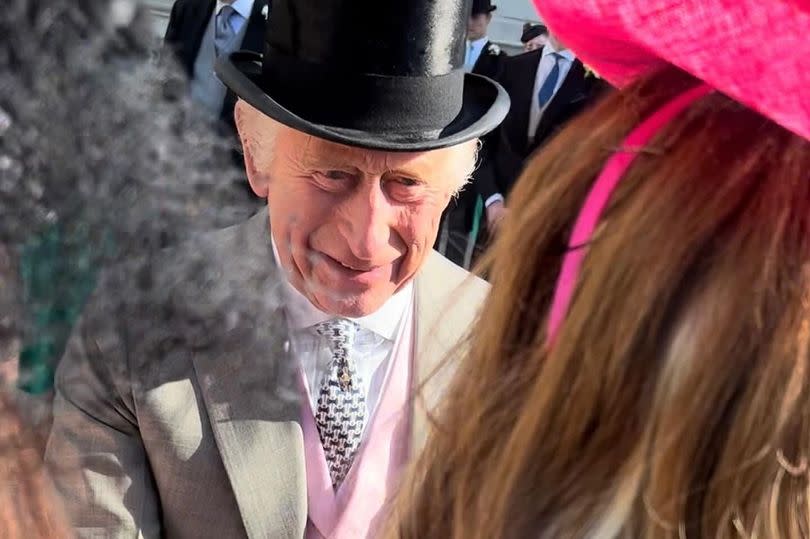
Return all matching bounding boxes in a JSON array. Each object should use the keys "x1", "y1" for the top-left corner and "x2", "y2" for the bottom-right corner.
[
  {"x1": 312, "y1": 170, "x2": 354, "y2": 191},
  {"x1": 386, "y1": 177, "x2": 427, "y2": 202},
  {"x1": 397, "y1": 177, "x2": 420, "y2": 187},
  {"x1": 321, "y1": 170, "x2": 352, "y2": 181}
]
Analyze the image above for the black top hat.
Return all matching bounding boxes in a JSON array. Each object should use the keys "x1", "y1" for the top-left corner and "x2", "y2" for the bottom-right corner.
[
  {"x1": 215, "y1": 0, "x2": 509, "y2": 151},
  {"x1": 471, "y1": 0, "x2": 497, "y2": 15},
  {"x1": 521, "y1": 24, "x2": 548, "y2": 43}
]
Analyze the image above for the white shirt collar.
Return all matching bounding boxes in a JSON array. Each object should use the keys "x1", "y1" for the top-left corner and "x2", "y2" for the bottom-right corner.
[
  {"x1": 270, "y1": 236, "x2": 412, "y2": 341},
  {"x1": 468, "y1": 35, "x2": 490, "y2": 49},
  {"x1": 217, "y1": 0, "x2": 254, "y2": 19},
  {"x1": 542, "y1": 42, "x2": 575, "y2": 62}
]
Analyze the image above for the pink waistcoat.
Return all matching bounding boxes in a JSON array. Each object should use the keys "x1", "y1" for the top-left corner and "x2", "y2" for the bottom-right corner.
[{"x1": 299, "y1": 304, "x2": 414, "y2": 539}]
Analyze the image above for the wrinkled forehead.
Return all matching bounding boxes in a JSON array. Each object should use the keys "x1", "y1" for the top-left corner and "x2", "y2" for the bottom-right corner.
[{"x1": 280, "y1": 126, "x2": 474, "y2": 181}]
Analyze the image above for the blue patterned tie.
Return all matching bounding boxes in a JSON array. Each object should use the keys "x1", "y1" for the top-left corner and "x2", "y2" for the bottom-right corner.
[
  {"x1": 213, "y1": 5, "x2": 236, "y2": 57},
  {"x1": 314, "y1": 319, "x2": 366, "y2": 489},
  {"x1": 537, "y1": 52, "x2": 563, "y2": 108}
]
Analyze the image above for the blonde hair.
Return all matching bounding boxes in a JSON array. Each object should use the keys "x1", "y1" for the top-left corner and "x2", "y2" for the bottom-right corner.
[{"x1": 388, "y1": 67, "x2": 810, "y2": 538}]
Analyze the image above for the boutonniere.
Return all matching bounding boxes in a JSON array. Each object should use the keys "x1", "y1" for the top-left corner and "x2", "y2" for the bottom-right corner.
[
  {"x1": 584, "y1": 65, "x2": 601, "y2": 79},
  {"x1": 488, "y1": 43, "x2": 501, "y2": 55},
  {"x1": 261, "y1": 4, "x2": 269, "y2": 19}
]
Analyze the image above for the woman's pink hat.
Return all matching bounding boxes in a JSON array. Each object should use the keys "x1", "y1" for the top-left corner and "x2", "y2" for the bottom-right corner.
[
  {"x1": 533, "y1": 0, "x2": 810, "y2": 140},
  {"x1": 539, "y1": 0, "x2": 810, "y2": 343}
]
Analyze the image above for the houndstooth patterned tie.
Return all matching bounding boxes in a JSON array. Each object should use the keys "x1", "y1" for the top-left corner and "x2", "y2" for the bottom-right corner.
[{"x1": 314, "y1": 319, "x2": 367, "y2": 489}]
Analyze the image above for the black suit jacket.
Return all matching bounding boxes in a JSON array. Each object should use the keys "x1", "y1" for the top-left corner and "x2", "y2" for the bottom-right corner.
[
  {"x1": 163, "y1": 0, "x2": 268, "y2": 126},
  {"x1": 475, "y1": 48, "x2": 605, "y2": 202},
  {"x1": 472, "y1": 41, "x2": 507, "y2": 81}
]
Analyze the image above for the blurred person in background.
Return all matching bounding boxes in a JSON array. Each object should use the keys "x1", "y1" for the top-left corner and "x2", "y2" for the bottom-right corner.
[
  {"x1": 442, "y1": 28, "x2": 603, "y2": 269},
  {"x1": 436, "y1": 0, "x2": 507, "y2": 267},
  {"x1": 520, "y1": 23, "x2": 548, "y2": 52},
  {"x1": 463, "y1": 0, "x2": 507, "y2": 79},
  {"x1": 387, "y1": 0, "x2": 810, "y2": 537},
  {"x1": 46, "y1": 0, "x2": 508, "y2": 537},
  {"x1": 163, "y1": 0, "x2": 270, "y2": 202},
  {"x1": 475, "y1": 30, "x2": 603, "y2": 237},
  {"x1": 163, "y1": 0, "x2": 269, "y2": 129}
]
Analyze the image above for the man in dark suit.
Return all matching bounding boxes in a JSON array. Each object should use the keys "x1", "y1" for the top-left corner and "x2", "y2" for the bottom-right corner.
[
  {"x1": 476, "y1": 33, "x2": 605, "y2": 235},
  {"x1": 464, "y1": 0, "x2": 507, "y2": 79},
  {"x1": 163, "y1": 0, "x2": 269, "y2": 203},
  {"x1": 436, "y1": 0, "x2": 507, "y2": 267},
  {"x1": 163, "y1": 0, "x2": 269, "y2": 129}
]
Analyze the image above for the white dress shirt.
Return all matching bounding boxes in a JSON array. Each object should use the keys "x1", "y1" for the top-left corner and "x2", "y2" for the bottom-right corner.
[
  {"x1": 216, "y1": 0, "x2": 254, "y2": 33},
  {"x1": 527, "y1": 43, "x2": 576, "y2": 141},
  {"x1": 464, "y1": 36, "x2": 490, "y2": 72},
  {"x1": 270, "y1": 239, "x2": 413, "y2": 424}
]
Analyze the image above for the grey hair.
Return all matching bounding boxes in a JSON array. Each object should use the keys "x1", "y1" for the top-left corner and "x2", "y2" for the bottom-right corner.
[{"x1": 451, "y1": 138, "x2": 483, "y2": 198}]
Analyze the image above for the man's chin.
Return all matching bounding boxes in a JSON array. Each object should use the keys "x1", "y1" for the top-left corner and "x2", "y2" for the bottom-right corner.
[{"x1": 306, "y1": 286, "x2": 388, "y2": 318}]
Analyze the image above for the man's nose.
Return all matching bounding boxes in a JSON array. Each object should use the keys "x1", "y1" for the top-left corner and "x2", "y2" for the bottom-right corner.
[{"x1": 341, "y1": 183, "x2": 395, "y2": 262}]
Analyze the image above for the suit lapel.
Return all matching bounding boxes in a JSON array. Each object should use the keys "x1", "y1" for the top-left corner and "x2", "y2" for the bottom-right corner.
[
  {"x1": 241, "y1": 0, "x2": 269, "y2": 54},
  {"x1": 192, "y1": 213, "x2": 307, "y2": 539},
  {"x1": 472, "y1": 41, "x2": 494, "y2": 76},
  {"x1": 472, "y1": 50, "x2": 488, "y2": 76},
  {"x1": 410, "y1": 253, "x2": 489, "y2": 453}
]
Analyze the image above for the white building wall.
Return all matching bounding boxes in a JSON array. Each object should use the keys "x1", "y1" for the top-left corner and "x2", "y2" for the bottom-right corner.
[{"x1": 141, "y1": 0, "x2": 541, "y2": 54}]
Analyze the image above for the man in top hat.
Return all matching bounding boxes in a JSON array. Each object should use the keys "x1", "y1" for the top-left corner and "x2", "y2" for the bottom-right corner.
[
  {"x1": 163, "y1": 0, "x2": 270, "y2": 128},
  {"x1": 436, "y1": 0, "x2": 507, "y2": 267},
  {"x1": 45, "y1": 0, "x2": 509, "y2": 537},
  {"x1": 464, "y1": 0, "x2": 507, "y2": 80},
  {"x1": 521, "y1": 23, "x2": 548, "y2": 52},
  {"x1": 475, "y1": 32, "x2": 605, "y2": 235}
]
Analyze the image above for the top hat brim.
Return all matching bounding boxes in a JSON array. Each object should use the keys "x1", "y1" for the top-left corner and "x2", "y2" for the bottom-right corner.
[{"x1": 216, "y1": 51, "x2": 510, "y2": 152}]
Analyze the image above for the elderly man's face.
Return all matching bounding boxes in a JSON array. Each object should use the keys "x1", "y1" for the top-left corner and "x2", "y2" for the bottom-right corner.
[{"x1": 236, "y1": 101, "x2": 476, "y2": 317}]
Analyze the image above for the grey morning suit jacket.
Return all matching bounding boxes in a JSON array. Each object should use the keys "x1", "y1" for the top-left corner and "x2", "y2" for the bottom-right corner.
[{"x1": 45, "y1": 211, "x2": 489, "y2": 538}]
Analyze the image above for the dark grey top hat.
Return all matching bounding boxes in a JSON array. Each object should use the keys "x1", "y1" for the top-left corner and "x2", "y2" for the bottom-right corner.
[
  {"x1": 471, "y1": 0, "x2": 498, "y2": 15},
  {"x1": 215, "y1": 0, "x2": 509, "y2": 151},
  {"x1": 521, "y1": 23, "x2": 548, "y2": 43}
]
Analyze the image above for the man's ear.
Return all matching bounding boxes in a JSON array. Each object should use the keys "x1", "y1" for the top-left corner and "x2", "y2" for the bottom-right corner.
[{"x1": 234, "y1": 99, "x2": 269, "y2": 198}]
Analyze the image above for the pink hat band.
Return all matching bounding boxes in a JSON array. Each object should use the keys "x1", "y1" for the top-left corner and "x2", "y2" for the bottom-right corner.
[{"x1": 546, "y1": 84, "x2": 713, "y2": 344}]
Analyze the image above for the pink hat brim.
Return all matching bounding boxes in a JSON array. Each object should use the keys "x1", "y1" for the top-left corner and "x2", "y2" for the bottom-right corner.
[{"x1": 534, "y1": 0, "x2": 810, "y2": 140}]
